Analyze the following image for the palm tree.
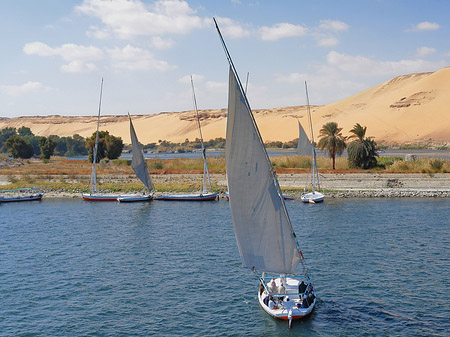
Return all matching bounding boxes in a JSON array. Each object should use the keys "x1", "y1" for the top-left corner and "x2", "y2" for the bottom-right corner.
[
  {"x1": 347, "y1": 123, "x2": 378, "y2": 169},
  {"x1": 317, "y1": 122, "x2": 346, "y2": 169}
]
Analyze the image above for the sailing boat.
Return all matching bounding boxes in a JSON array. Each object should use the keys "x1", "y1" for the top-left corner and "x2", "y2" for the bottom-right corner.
[
  {"x1": 300, "y1": 82, "x2": 324, "y2": 204},
  {"x1": 156, "y1": 76, "x2": 218, "y2": 201},
  {"x1": 117, "y1": 113, "x2": 154, "y2": 202},
  {"x1": 296, "y1": 120, "x2": 313, "y2": 156},
  {"x1": 215, "y1": 18, "x2": 315, "y2": 326},
  {"x1": 82, "y1": 78, "x2": 121, "y2": 201}
]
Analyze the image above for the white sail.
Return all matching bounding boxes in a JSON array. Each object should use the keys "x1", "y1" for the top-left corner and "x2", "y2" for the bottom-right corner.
[
  {"x1": 129, "y1": 114, "x2": 153, "y2": 192},
  {"x1": 226, "y1": 67, "x2": 302, "y2": 274},
  {"x1": 89, "y1": 78, "x2": 103, "y2": 194},
  {"x1": 296, "y1": 120, "x2": 313, "y2": 156}
]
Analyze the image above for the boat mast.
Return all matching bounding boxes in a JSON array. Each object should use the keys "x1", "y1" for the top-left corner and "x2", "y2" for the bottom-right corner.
[
  {"x1": 90, "y1": 77, "x2": 103, "y2": 194},
  {"x1": 214, "y1": 18, "x2": 305, "y2": 269},
  {"x1": 305, "y1": 81, "x2": 320, "y2": 193},
  {"x1": 190, "y1": 75, "x2": 212, "y2": 193}
]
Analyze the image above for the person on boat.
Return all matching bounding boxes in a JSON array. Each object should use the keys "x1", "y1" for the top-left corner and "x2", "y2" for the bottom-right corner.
[
  {"x1": 268, "y1": 278, "x2": 277, "y2": 294},
  {"x1": 278, "y1": 281, "x2": 286, "y2": 295},
  {"x1": 268, "y1": 296, "x2": 277, "y2": 310},
  {"x1": 283, "y1": 296, "x2": 295, "y2": 312},
  {"x1": 263, "y1": 294, "x2": 270, "y2": 306},
  {"x1": 301, "y1": 295, "x2": 309, "y2": 308},
  {"x1": 259, "y1": 281, "x2": 265, "y2": 295},
  {"x1": 298, "y1": 281, "x2": 307, "y2": 294}
]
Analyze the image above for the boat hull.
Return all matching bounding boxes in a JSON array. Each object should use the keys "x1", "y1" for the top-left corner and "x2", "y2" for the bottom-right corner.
[
  {"x1": 0, "y1": 192, "x2": 44, "y2": 202},
  {"x1": 301, "y1": 192, "x2": 324, "y2": 204},
  {"x1": 82, "y1": 193, "x2": 121, "y2": 201},
  {"x1": 282, "y1": 194, "x2": 294, "y2": 200},
  {"x1": 258, "y1": 287, "x2": 315, "y2": 321},
  {"x1": 155, "y1": 192, "x2": 218, "y2": 201},
  {"x1": 117, "y1": 194, "x2": 153, "y2": 202}
]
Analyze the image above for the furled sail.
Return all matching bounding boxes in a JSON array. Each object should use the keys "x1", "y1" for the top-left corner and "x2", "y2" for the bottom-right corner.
[
  {"x1": 129, "y1": 114, "x2": 153, "y2": 192},
  {"x1": 89, "y1": 78, "x2": 103, "y2": 194},
  {"x1": 296, "y1": 120, "x2": 313, "y2": 156},
  {"x1": 226, "y1": 67, "x2": 302, "y2": 274}
]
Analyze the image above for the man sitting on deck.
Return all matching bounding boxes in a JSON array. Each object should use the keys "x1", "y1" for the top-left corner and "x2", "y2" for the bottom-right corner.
[{"x1": 283, "y1": 296, "x2": 295, "y2": 312}]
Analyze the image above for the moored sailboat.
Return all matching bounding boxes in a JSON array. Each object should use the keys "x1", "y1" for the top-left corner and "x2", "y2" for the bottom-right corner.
[
  {"x1": 156, "y1": 76, "x2": 218, "y2": 201},
  {"x1": 82, "y1": 78, "x2": 120, "y2": 201},
  {"x1": 0, "y1": 187, "x2": 44, "y2": 202},
  {"x1": 301, "y1": 82, "x2": 324, "y2": 204},
  {"x1": 215, "y1": 18, "x2": 315, "y2": 327},
  {"x1": 117, "y1": 113, "x2": 154, "y2": 202}
]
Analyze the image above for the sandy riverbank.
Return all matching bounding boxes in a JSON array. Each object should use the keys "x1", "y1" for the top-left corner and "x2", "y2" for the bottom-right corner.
[{"x1": 35, "y1": 172, "x2": 450, "y2": 199}]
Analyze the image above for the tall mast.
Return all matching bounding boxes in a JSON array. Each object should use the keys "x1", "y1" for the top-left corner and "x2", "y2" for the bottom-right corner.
[
  {"x1": 90, "y1": 77, "x2": 103, "y2": 194},
  {"x1": 305, "y1": 81, "x2": 319, "y2": 192},
  {"x1": 190, "y1": 75, "x2": 212, "y2": 193}
]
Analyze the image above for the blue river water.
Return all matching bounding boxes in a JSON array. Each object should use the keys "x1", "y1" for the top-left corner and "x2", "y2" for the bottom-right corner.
[{"x1": 1, "y1": 198, "x2": 449, "y2": 336}]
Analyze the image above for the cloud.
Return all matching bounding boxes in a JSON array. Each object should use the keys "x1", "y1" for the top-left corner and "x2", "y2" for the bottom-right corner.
[
  {"x1": 151, "y1": 36, "x2": 174, "y2": 50},
  {"x1": 275, "y1": 72, "x2": 308, "y2": 84},
  {"x1": 416, "y1": 46, "x2": 436, "y2": 57},
  {"x1": 178, "y1": 74, "x2": 205, "y2": 84},
  {"x1": 76, "y1": 0, "x2": 207, "y2": 39},
  {"x1": 107, "y1": 45, "x2": 174, "y2": 71},
  {"x1": 317, "y1": 36, "x2": 339, "y2": 47},
  {"x1": 319, "y1": 20, "x2": 349, "y2": 32},
  {"x1": 24, "y1": 42, "x2": 103, "y2": 61},
  {"x1": 205, "y1": 81, "x2": 227, "y2": 93},
  {"x1": 24, "y1": 41, "x2": 104, "y2": 73},
  {"x1": 325, "y1": 50, "x2": 446, "y2": 77},
  {"x1": 0, "y1": 81, "x2": 52, "y2": 96},
  {"x1": 61, "y1": 61, "x2": 97, "y2": 72},
  {"x1": 214, "y1": 16, "x2": 251, "y2": 39},
  {"x1": 259, "y1": 22, "x2": 307, "y2": 41},
  {"x1": 407, "y1": 21, "x2": 440, "y2": 32}
]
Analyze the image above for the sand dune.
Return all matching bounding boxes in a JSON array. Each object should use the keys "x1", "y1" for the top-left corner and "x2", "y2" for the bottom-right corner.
[{"x1": 1, "y1": 67, "x2": 450, "y2": 145}]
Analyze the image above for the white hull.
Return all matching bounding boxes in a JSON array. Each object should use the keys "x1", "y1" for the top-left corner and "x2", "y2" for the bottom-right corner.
[
  {"x1": 117, "y1": 194, "x2": 153, "y2": 202},
  {"x1": 155, "y1": 192, "x2": 218, "y2": 201},
  {"x1": 258, "y1": 277, "x2": 315, "y2": 321},
  {"x1": 82, "y1": 193, "x2": 121, "y2": 201},
  {"x1": 0, "y1": 192, "x2": 44, "y2": 202},
  {"x1": 301, "y1": 192, "x2": 324, "y2": 204}
]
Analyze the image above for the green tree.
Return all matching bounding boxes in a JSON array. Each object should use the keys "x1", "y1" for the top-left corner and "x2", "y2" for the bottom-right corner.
[
  {"x1": 0, "y1": 127, "x2": 17, "y2": 152},
  {"x1": 85, "y1": 131, "x2": 123, "y2": 162},
  {"x1": 104, "y1": 134, "x2": 123, "y2": 159},
  {"x1": 86, "y1": 131, "x2": 107, "y2": 163},
  {"x1": 38, "y1": 136, "x2": 57, "y2": 160},
  {"x1": 347, "y1": 123, "x2": 378, "y2": 169},
  {"x1": 66, "y1": 134, "x2": 87, "y2": 157},
  {"x1": 5, "y1": 135, "x2": 34, "y2": 159},
  {"x1": 18, "y1": 126, "x2": 33, "y2": 136},
  {"x1": 317, "y1": 122, "x2": 347, "y2": 169}
]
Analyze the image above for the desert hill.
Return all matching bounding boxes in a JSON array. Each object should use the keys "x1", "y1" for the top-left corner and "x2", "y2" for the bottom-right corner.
[{"x1": 1, "y1": 66, "x2": 449, "y2": 145}]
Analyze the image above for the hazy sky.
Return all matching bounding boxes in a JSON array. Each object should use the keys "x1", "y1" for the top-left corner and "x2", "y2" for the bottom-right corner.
[{"x1": 1, "y1": 0, "x2": 449, "y2": 118}]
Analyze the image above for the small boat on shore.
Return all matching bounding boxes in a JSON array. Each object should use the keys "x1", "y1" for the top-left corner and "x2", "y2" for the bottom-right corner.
[
  {"x1": 156, "y1": 76, "x2": 218, "y2": 202},
  {"x1": 0, "y1": 187, "x2": 44, "y2": 202},
  {"x1": 117, "y1": 113, "x2": 154, "y2": 203},
  {"x1": 301, "y1": 82, "x2": 324, "y2": 204},
  {"x1": 82, "y1": 78, "x2": 120, "y2": 202}
]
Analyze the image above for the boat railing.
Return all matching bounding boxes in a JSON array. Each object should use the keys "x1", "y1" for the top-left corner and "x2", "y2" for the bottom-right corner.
[{"x1": 259, "y1": 275, "x2": 313, "y2": 298}]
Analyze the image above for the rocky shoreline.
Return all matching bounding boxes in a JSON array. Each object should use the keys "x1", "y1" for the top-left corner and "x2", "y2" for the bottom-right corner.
[{"x1": 34, "y1": 172, "x2": 450, "y2": 199}]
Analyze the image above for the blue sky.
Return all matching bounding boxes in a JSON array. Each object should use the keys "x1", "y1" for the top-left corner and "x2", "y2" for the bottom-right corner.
[{"x1": 0, "y1": 0, "x2": 449, "y2": 117}]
